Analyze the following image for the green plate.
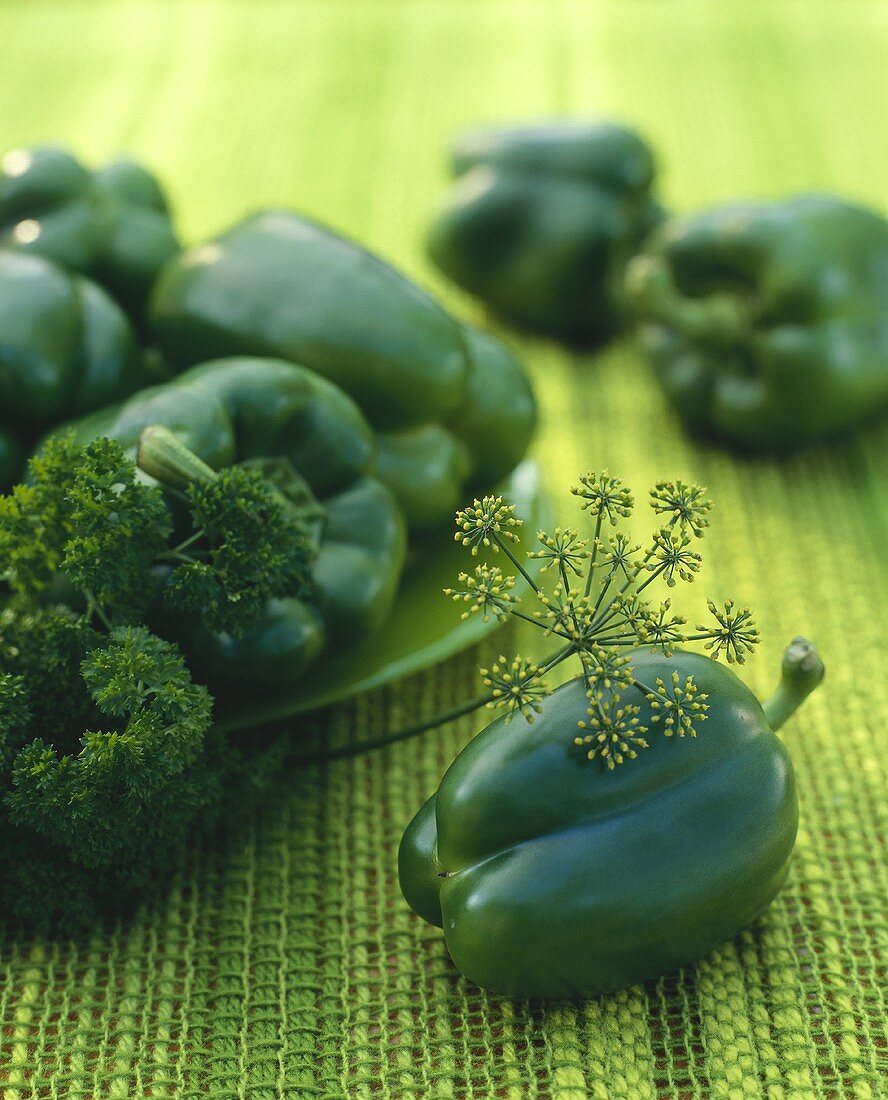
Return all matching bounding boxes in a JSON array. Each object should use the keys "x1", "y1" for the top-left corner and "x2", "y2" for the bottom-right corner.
[{"x1": 217, "y1": 460, "x2": 551, "y2": 731}]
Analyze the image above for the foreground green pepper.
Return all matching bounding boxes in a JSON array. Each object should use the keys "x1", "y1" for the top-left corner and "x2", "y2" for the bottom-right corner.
[
  {"x1": 400, "y1": 641, "x2": 823, "y2": 997},
  {"x1": 0, "y1": 145, "x2": 179, "y2": 317},
  {"x1": 626, "y1": 194, "x2": 888, "y2": 450},
  {"x1": 59, "y1": 357, "x2": 406, "y2": 693},
  {"x1": 0, "y1": 249, "x2": 148, "y2": 489},
  {"x1": 399, "y1": 470, "x2": 825, "y2": 997},
  {"x1": 427, "y1": 121, "x2": 663, "y2": 342},
  {"x1": 149, "y1": 211, "x2": 536, "y2": 529}
]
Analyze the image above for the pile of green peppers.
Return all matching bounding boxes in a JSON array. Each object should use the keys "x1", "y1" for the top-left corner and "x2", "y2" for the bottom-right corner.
[
  {"x1": 0, "y1": 145, "x2": 179, "y2": 318},
  {"x1": 427, "y1": 121, "x2": 663, "y2": 342},
  {"x1": 2, "y1": 142, "x2": 538, "y2": 704}
]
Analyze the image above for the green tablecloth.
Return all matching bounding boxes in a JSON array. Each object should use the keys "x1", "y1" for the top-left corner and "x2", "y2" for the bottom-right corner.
[{"x1": 1, "y1": 2, "x2": 886, "y2": 1096}]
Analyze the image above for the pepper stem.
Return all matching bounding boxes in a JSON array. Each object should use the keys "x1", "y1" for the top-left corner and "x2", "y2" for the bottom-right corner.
[
  {"x1": 137, "y1": 425, "x2": 218, "y2": 491},
  {"x1": 762, "y1": 637, "x2": 825, "y2": 731},
  {"x1": 625, "y1": 254, "x2": 749, "y2": 346}
]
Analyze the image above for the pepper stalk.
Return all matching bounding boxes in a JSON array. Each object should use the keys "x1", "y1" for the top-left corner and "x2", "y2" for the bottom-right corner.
[
  {"x1": 762, "y1": 636, "x2": 825, "y2": 732},
  {"x1": 137, "y1": 423, "x2": 218, "y2": 490},
  {"x1": 625, "y1": 254, "x2": 750, "y2": 347},
  {"x1": 136, "y1": 423, "x2": 319, "y2": 636}
]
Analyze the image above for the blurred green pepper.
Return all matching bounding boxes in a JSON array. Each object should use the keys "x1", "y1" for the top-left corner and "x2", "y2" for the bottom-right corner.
[
  {"x1": 0, "y1": 249, "x2": 147, "y2": 488},
  {"x1": 626, "y1": 194, "x2": 888, "y2": 450},
  {"x1": 427, "y1": 121, "x2": 663, "y2": 342},
  {"x1": 0, "y1": 145, "x2": 179, "y2": 317},
  {"x1": 149, "y1": 211, "x2": 536, "y2": 530},
  {"x1": 400, "y1": 640, "x2": 824, "y2": 998},
  {"x1": 60, "y1": 357, "x2": 407, "y2": 694}
]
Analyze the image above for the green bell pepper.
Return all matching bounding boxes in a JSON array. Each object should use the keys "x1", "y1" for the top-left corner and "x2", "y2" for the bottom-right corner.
[
  {"x1": 0, "y1": 145, "x2": 179, "y2": 318},
  {"x1": 60, "y1": 357, "x2": 407, "y2": 694},
  {"x1": 427, "y1": 121, "x2": 663, "y2": 342},
  {"x1": 0, "y1": 249, "x2": 148, "y2": 488},
  {"x1": 148, "y1": 211, "x2": 536, "y2": 530},
  {"x1": 400, "y1": 640, "x2": 824, "y2": 998},
  {"x1": 626, "y1": 194, "x2": 888, "y2": 450}
]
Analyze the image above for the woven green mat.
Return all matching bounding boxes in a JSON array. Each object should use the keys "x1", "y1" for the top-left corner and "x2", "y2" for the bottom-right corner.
[{"x1": 1, "y1": 1, "x2": 886, "y2": 1096}]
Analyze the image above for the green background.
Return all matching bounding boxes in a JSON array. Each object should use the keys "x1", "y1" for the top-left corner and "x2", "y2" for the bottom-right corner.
[{"x1": 1, "y1": 1, "x2": 886, "y2": 1096}]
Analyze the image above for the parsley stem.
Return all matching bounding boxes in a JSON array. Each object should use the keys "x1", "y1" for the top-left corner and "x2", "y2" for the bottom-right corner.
[
  {"x1": 584, "y1": 514, "x2": 603, "y2": 597},
  {"x1": 84, "y1": 591, "x2": 112, "y2": 632},
  {"x1": 290, "y1": 643, "x2": 577, "y2": 766},
  {"x1": 589, "y1": 558, "x2": 663, "y2": 636},
  {"x1": 589, "y1": 567, "x2": 617, "y2": 620},
  {"x1": 291, "y1": 690, "x2": 497, "y2": 764},
  {"x1": 496, "y1": 534, "x2": 540, "y2": 594},
  {"x1": 508, "y1": 608, "x2": 576, "y2": 643},
  {"x1": 169, "y1": 528, "x2": 206, "y2": 556},
  {"x1": 634, "y1": 564, "x2": 665, "y2": 596},
  {"x1": 539, "y1": 643, "x2": 576, "y2": 672}
]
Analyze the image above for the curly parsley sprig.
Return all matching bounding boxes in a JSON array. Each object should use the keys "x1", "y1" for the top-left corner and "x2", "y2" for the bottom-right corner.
[
  {"x1": 447, "y1": 471, "x2": 759, "y2": 768},
  {"x1": 0, "y1": 427, "x2": 322, "y2": 929}
]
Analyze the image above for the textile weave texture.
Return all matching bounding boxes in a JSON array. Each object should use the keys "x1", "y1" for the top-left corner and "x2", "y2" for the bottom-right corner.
[{"x1": 0, "y1": 1, "x2": 886, "y2": 1096}]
